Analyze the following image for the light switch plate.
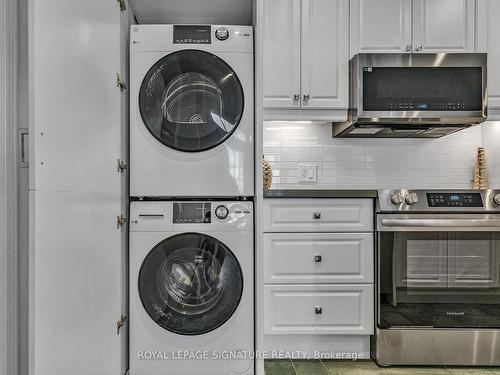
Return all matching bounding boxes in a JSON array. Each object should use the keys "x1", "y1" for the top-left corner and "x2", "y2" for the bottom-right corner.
[{"x1": 298, "y1": 164, "x2": 317, "y2": 183}]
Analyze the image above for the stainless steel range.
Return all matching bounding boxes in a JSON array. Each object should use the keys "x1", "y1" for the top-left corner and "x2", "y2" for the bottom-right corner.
[{"x1": 374, "y1": 189, "x2": 500, "y2": 366}]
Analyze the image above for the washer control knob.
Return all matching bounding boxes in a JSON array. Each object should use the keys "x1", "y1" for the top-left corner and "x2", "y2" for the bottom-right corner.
[
  {"x1": 391, "y1": 192, "x2": 405, "y2": 205},
  {"x1": 405, "y1": 192, "x2": 419, "y2": 205},
  {"x1": 215, "y1": 27, "x2": 229, "y2": 41},
  {"x1": 215, "y1": 205, "x2": 229, "y2": 220},
  {"x1": 494, "y1": 193, "x2": 500, "y2": 205}
]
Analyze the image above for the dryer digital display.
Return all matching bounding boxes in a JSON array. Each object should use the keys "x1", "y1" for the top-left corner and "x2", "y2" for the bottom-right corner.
[{"x1": 173, "y1": 25, "x2": 211, "y2": 44}]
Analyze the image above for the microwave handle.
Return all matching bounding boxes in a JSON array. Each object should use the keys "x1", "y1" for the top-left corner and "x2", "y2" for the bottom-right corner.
[{"x1": 381, "y1": 218, "x2": 500, "y2": 229}]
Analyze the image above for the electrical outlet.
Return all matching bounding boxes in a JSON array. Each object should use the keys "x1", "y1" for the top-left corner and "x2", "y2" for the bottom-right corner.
[{"x1": 298, "y1": 164, "x2": 317, "y2": 183}]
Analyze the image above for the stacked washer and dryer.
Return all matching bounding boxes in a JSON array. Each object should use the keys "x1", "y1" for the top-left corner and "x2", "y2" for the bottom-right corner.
[{"x1": 129, "y1": 25, "x2": 254, "y2": 375}]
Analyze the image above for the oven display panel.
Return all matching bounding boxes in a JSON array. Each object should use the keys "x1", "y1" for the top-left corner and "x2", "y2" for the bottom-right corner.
[{"x1": 427, "y1": 193, "x2": 484, "y2": 207}]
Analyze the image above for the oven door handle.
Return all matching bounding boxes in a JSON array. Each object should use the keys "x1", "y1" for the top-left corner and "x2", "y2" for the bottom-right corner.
[{"x1": 381, "y1": 218, "x2": 500, "y2": 228}]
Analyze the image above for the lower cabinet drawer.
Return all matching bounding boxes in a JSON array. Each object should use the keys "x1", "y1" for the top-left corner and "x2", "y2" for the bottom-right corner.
[
  {"x1": 263, "y1": 198, "x2": 373, "y2": 233},
  {"x1": 263, "y1": 233, "x2": 373, "y2": 284},
  {"x1": 264, "y1": 284, "x2": 374, "y2": 335}
]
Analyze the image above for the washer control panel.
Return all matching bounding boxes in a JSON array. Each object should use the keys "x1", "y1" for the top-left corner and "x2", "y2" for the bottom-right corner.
[{"x1": 173, "y1": 202, "x2": 211, "y2": 223}]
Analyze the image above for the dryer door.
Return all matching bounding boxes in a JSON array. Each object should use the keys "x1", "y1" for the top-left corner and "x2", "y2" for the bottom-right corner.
[
  {"x1": 138, "y1": 232, "x2": 244, "y2": 335},
  {"x1": 139, "y1": 50, "x2": 244, "y2": 152}
]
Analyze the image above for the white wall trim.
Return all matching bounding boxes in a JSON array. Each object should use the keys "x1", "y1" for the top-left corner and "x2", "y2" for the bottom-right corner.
[{"x1": 0, "y1": 0, "x2": 19, "y2": 374}]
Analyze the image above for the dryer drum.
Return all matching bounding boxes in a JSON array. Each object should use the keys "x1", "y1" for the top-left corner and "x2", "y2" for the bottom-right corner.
[{"x1": 139, "y1": 50, "x2": 244, "y2": 152}]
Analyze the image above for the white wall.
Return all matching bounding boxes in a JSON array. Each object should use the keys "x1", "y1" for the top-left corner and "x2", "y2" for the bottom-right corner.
[
  {"x1": 264, "y1": 121, "x2": 499, "y2": 190},
  {"x1": 482, "y1": 121, "x2": 500, "y2": 188}
]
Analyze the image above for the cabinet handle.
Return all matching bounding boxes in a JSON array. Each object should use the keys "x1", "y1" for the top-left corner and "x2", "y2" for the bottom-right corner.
[
  {"x1": 315, "y1": 306, "x2": 323, "y2": 315},
  {"x1": 313, "y1": 212, "x2": 321, "y2": 220},
  {"x1": 415, "y1": 44, "x2": 423, "y2": 52},
  {"x1": 303, "y1": 94, "x2": 310, "y2": 102},
  {"x1": 314, "y1": 255, "x2": 322, "y2": 263},
  {"x1": 405, "y1": 44, "x2": 412, "y2": 53},
  {"x1": 293, "y1": 94, "x2": 300, "y2": 102}
]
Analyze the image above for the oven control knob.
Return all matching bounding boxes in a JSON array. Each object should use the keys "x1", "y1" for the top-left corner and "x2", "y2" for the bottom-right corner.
[
  {"x1": 215, "y1": 27, "x2": 229, "y2": 41},
  {"x1": 215, "y1": 205, "x2": 229, "y2": 220},
  {"x1": 494, "y1": 193, "x2": 500, "y2": 205},
  {"x1": 390, "y1": 192, "x2": 405, "y2": 205},
  {"x1": 405, "y1": 192, "x2": 419, "y2": 205}
]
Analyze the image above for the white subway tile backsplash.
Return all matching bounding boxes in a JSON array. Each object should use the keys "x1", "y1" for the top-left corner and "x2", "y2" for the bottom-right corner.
[{"x1": 263, "y1": 121, "x2": 493, "y2": 190}]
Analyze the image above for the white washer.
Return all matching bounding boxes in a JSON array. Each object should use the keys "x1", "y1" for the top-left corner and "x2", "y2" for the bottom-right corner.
[
  {"x1": 130, "y1": 25, "x2": 254, "y2": 197},
  {"x1": 130, "y1": 200, "x2": 254, "y2": 375}
]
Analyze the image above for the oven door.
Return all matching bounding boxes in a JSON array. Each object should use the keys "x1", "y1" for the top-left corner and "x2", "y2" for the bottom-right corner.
[{"x1": 377, "y1": 214, "x2": 500, "y2": 329}]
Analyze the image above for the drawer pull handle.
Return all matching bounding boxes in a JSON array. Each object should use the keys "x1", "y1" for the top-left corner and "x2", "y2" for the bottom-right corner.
[
  {"x1": 314, "y1": 255, "x2": 322, "y2": 263},
  {"x1": 313, "y1": 212, "x2": 321, "y2": 220},
  {"x1": 315, "y1": 306, "x2": 323, "y2": 315}
]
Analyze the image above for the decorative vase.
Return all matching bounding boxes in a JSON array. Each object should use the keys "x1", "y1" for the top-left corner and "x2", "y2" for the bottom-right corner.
[{"x1": 263, "y1": 159, "x2": 273, "y2": 190}]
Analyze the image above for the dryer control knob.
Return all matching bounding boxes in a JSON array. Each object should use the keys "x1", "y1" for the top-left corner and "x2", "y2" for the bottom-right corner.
[
  {"x1": 215, "y1": 27, "x2": 229, "y2": 41},
  {"x1": 493, "y1": 193, "x2": 500, "y2": 205},
  {"x1": 215, "y1": 205, "x2": 229, "y2": 220}
]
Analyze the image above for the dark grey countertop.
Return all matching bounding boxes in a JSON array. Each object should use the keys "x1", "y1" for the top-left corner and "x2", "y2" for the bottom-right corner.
[{"x1": 263, "y1": 189, "x2": 378, "y2": 199}]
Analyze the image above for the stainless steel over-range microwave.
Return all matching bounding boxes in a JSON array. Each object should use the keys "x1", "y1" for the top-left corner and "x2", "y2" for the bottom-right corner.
[{"x1": 332, "y1": 53, "x2": 487, "y2": 138}]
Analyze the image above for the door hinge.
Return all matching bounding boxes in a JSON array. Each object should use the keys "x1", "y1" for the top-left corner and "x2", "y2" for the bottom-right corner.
[
  {"x1": 117, "y1": 314, "x2": 128, "y2": 335},
  {"x1": 117, "y1": 158, "x2": 128, "y2": 173},
  {"x1": 116, "y1": 0, "x2": 127, "y2": 12},
  {"x1": 116, "y1": 73, "x2": 127, "y2": 91},
  {"x1": 117, "y1": 214, "x2": 127, "y2": 229}
]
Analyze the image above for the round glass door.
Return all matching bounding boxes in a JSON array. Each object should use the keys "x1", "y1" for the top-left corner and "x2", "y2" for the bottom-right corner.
[
  {"x1": 138, "y1": 233, "x2": 243, "y2": 335},
  {"x1": 139, "y1": 50, "x2": 244, "y2": 152}
]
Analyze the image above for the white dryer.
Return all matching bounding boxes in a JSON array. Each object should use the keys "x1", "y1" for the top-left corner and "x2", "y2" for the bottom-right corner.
[
  {"x1": 129, "y1": 200, "x2": 254, "y2": 375},
  {"x1": 130, "y1": 25, "x2": 254, "y2": 198}
]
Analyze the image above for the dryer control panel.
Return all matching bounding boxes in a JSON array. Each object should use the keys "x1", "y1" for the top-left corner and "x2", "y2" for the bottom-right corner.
[{"x1": 173, "y1": 25, "x2": 211, "y2": 44}]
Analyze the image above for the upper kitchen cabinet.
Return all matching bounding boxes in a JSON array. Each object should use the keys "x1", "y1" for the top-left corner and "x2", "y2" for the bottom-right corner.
[
  {"x1": 350, "y1": 0, "x2": 412, "y2": 55},
  {"x1": 412, "y1": 0, "x2": 475, "y2": 53},
  {"x1": 477, "y1": 0, "x2": 500, "y2": 112},
  {"x1": 262, "y1": 0, "x2": 349, "y2": 118},
  {"x1": 262, "y1": 0, "x2": 301, "y2": 109},
  {"x1": 350, "y1": 0, "x2": 476, "y2": 56}
]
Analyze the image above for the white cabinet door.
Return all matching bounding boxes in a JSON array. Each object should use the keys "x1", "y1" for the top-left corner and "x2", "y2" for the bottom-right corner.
[
  {"x1": 263, "y1": 233, "x2": 374, "y2": 284},
  {"x1": 301, "y1": 0, "x2": 349, "y2": 109},
  {"x1": 31, "y1": 191, "x2": 124, "y2": 375},
  {"x1": 477, "y1": 0, "x2": 500, "y2": 109},
  {"x1": 264, "y1": 284, "x2": 374, "y2": 335},
  {"x1": 29, "y1": 0, "x2": 130, "y2": 374},
  {"x1": 31, "y1": 0, "x2": 124, "y2": 194},
  {"x1": 350, "y1": 0, "x2": 412, "y2": 55},
  {"x1": 412, "y1": 0, "x2": 475, "y2": 53},
  {"x1": 262, "y1": 0, "x2": 301, "y2": 109}
]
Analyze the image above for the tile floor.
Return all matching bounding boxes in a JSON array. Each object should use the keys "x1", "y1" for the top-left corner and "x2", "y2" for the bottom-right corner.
[{"x1": 264, "y1": 360, "x2": 500, "y2": 375}]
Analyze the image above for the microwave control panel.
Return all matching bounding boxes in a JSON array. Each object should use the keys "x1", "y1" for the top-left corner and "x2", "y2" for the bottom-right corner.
[
  {"x1": 388, "y1": 101, "x2": 467, "y2": 111},
  {"x1": 427, "y1": 193, "x2": 484, "y2": 207}
]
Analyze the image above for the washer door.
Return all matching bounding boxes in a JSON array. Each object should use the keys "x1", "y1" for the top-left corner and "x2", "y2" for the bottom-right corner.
[
  {"x1": 139, "y1": 50, "x2": 244, "y2": 152},
  {"x1": 138, "y1": 233, "x2": 244, "y2": 335}
]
